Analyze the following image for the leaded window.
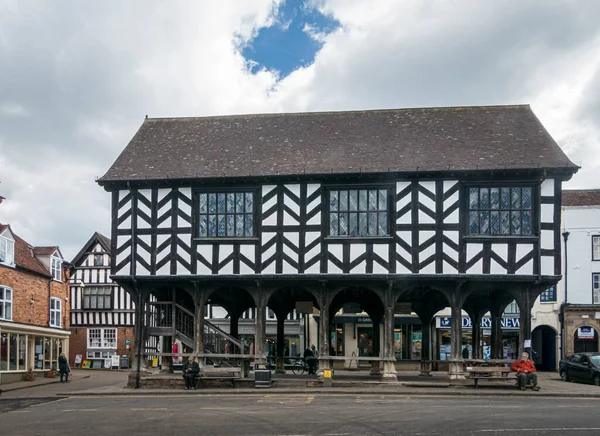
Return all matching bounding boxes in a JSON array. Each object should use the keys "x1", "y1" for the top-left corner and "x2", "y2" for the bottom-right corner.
[
  {"x1": 593, "y1": 236, "x2": 600, "y2": 261},
  {"x1": 197, "y1": 192, "x2": 254, "y2": 237},
  {"x1": 329, "y1": 189, "x2": 389, "y2": 237},
  {"x1": 540, "y1": 285, "x2": 557, "y2": 303},
  {"x1": 83, "y1": 287, "x2": 113, "y2": 309},
  {"x1": 468, "y1": 186, "x2": 533, "y2": 236}
]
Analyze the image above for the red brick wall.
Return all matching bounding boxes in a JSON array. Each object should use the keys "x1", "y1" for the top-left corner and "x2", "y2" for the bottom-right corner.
[
  {"x1": 0, "y1": 264, "x2": 70, "y2": 329},
  {"x1": 68, "y1": 326, "x2": 135, "y2": 367}
]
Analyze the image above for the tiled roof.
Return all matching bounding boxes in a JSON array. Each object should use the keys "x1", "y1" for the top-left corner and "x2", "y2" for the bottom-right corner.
[
  {"x1": 562, "y1": 189, "x2": 600, "y2": 207},
  {"x1": 99, "y1": 105, "x2": 578, "y2": 183},
  {"x1": 71, "y1": 232, "x2": 111, "y2": 266},
  {"x1": 32, "y1": 246, "x2": 58, "y2": 256},
  {"x1": 1, "y1": 224, "x2": 54, "y2": 277}
]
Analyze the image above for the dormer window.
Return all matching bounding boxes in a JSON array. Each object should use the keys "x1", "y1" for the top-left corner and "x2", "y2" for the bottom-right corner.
[
  {"x1": 0, "y1": 230, "x2": 15, "y2": 266},
  {"x1": 51, "y1": 256, "x2": 62, "y2": 281}
]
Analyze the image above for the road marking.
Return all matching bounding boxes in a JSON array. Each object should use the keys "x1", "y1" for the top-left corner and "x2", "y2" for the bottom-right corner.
[
  {"x1": 130, "y1": 408, "x2": 168, "y2": 411},
  {"x1": 63, "y1": 409, "x2": 98, "y2": 412},
  {"x1": 476, "y1": 428, "x2": 600, "y2": 433}
]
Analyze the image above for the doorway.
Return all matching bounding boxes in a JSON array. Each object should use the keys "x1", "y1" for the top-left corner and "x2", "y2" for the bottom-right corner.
[{"x1": 531, "y1": 325, "x2": 557, "y2": 371}]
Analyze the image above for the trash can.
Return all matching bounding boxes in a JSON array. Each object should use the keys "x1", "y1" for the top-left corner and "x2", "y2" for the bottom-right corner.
[
  {"x1": 120, "y1": 355, "x2": 130, "y2": 369},
  {"x1": 254, "y1": 369, "x2": 272, "y2": 388}
]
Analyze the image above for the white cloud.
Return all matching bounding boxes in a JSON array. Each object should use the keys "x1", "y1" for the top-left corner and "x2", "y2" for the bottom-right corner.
[{"x1": 1, "y1": 0, "x2": 599, "y2": 259}]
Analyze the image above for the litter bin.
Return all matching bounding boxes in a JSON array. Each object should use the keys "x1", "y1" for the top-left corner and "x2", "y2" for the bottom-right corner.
[
  {"x1": 254, "y1": 369, "x2": 272, "y2": 388},
  {"x1": 120, "y1": 355, "x2": 130, "y2": 369}
]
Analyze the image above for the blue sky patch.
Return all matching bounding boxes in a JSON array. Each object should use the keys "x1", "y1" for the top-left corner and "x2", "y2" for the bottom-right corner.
[{"x1": 242, "y1": 1, "x2": 340, "y2": 77}]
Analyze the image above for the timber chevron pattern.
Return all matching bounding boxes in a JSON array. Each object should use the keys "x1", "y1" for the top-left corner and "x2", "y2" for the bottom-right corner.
[{"x1": 111, "y1": 179, "x2": 560, "y2": 277}]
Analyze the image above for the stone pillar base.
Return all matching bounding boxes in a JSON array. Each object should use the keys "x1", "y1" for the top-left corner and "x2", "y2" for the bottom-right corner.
[
  {"x1": 275, "y1": 357, "x2": 285, "y2": 374},
  {"x1": 419, "y1": 360, "x2": 432, "y2": 377},
  {"x1": 448, "y1": 360, "x2": 465, "y2": 380},
  {"x1": 381, "y1": 361, "x2": 397, "y2": 382},
  {"x1": 369, "y1": 361, "x2": 382, "y2": 376}
]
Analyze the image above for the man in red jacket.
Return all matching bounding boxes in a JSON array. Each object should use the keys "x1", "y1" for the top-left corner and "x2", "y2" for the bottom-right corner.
[{"x1": 510, "y1": 351, "x2": 540, "y2": 391}]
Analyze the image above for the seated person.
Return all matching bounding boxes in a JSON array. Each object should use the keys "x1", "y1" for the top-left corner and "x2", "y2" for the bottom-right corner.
[
  {"x1": 182, "y1": 357, "x2": 200, "y2": 390},
  {"x1": 510, "y1": 351, "x2": 540, "y2": 391}
]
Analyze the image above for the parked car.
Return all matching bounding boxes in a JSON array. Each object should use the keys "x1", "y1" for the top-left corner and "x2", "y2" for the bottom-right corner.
[{"x1": 559, "y1": 353, "x2": 600, "y2": 386}]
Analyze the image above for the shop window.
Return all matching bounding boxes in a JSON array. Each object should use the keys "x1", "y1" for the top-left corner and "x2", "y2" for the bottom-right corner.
[
  {"x1": 50, "y1": 297, "x2": 61, "y2": 327},
  {"x1": 540, "y1": 285, "x2": 557, "y2": 303},
  {"x1": 0, "y1": 286, "x2": 12, "y2": 321}
]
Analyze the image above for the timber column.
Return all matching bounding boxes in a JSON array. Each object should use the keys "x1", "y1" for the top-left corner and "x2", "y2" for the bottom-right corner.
[
  {"x1": 413, "y1": 299, "x2": 444, "y2": 377},
  {"x1": 254, "y1": 287, "x2": 268, "y2": 368},
  {"x1": 447, "y1": 284, "x2": 469, "y2": 380},
  {"x1": 369, "y1": 315, "x2": 382, "y2": 376},
  {"x1": 381, "y1": 284, "x2": 397, "y2": 381},
  {"x1": 275, "y1": 310, "x2": 286, "y2": 374},
  {"x1": 317, "y1": 286, "x2": 332, "y2": 378},
  {"x1": 515, "y1": 286, "x2": 539, "y2": 356},
  {"x1": 489, "y1": 301, "x2": 505, "y2": 359},
  {"x1": 193, "y1": 288, "x2": 207, "y2": 368}
]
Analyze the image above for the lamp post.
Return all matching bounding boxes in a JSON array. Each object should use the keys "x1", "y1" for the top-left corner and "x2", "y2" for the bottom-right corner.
[{"x1": 560, "y1": 231, "x2": 570, "y2": 360}]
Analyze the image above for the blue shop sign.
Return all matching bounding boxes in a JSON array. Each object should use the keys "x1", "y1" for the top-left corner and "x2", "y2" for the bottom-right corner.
[{"x1": 437, "y1": 316, "x2": 520, "y2": 329}]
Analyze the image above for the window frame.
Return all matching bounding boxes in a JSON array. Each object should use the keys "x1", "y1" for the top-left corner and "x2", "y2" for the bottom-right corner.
[
  {"x1": 49, "y1": 297, "x2": 61, "y2": 328},
  {"x1": 93, "y1": 254, "x2": 104, "y2": 266},
  {"x1": 593, "y1": 273, "x2": 600, "y2": 305},
  {"x1": 593, "y1": 235, "x2": 600, "y2": 262},
  {"x1": 82, "y1": 286, "x2": 113, "y2": 310},
  {"x1": 463, "y1": 183, "x2": 538, "y2": 239},
  {"x1": 0, "y1": 232, "x2": 15, "y2": 266},
  {"x1": 0, "y1": 286, "x2": 13, "y2": 321},
  {"x1": 540, "y1": 285, "x2": 557, "y2": 303},
  {"x1": 51, "y1": 256, "x2": 62, "y2": 282},
  {"x1": 193, "y1": 188, "x2": 259, "y2": 241},
  {"x1": 87, "y1": 328, "x2": 117, "y2": 349},
  {"x1": 324, "y1": 184, "x2": 394, "y2": 241}
]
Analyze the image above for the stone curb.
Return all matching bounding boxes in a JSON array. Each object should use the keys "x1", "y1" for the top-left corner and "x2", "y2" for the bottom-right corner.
[{"x1": 0, "y1": 375, "x2": 91, "y2": 393}]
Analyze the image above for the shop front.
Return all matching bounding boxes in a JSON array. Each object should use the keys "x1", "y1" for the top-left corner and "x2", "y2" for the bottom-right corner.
[
  {"x1": 436, "y1": 315, "x2": 520, "y2": 362},
  {"x1": 0, "y1": 321, "x2": 70, "y2": 384}
]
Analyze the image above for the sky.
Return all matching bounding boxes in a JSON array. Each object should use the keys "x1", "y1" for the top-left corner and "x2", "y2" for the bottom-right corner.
[{"x1": 1, "y1": 0, "x2": 599, "y2": 261}]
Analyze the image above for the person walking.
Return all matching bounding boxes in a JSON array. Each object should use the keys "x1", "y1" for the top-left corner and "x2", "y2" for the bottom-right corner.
[{"x1": 58, "y1": 353, "x2": 70, "y2": 383}]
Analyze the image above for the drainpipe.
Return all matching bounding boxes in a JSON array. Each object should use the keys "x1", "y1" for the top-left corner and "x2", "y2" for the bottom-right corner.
[{"x1": 560, "y1": 231, "x2": 570, "y2": 360}]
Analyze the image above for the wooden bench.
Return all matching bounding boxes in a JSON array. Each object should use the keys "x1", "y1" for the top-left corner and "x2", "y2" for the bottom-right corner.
[
  {"x1": 193, "y1": 367, "x2": 242, "y2": 388},
  {"x1": 466, "y1": 366, "x2": 515, "y2": 388}
]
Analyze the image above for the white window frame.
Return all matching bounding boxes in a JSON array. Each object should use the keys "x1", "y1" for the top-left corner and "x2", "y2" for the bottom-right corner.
[
  {"x1": 0, "y1": 231, "x2": 15, "y2": 266},
  {"x1": 49, "y1": 297, "x2": 61, "y2": 327},
  {"x1": 51, "y1": 256, "x2": 62, "y2": 281},
  {"x1": 87, "y1": 328, "x2": 117, "y2": 349},
  {"x1": 0, "y1": 286, "x2": 12, "y2": 321},
  {"x1": 593, "y1": 273, "x2": 600, "y2": 305},
  {"x1": 593, "y1": 236, "x2": 600, "y2": 261}
]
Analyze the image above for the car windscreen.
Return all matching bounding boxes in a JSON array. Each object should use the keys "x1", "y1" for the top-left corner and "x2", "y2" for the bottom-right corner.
[{"x1": 590, "y1": 355, "x2": 600, "y2": 366}]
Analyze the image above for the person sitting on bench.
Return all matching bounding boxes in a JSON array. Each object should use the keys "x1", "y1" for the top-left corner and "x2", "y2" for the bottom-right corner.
[
  {"x1": 510, "y1": 351, "x2": 540, "y2": 391},
  {"x1": 183, "y1": 357, "x2": 200, "y2": 390}
]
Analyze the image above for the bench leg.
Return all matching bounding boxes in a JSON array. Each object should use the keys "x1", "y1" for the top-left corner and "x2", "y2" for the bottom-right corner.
[{"x1": 474, "y1": 378, "x2": 478, "y2": 388}]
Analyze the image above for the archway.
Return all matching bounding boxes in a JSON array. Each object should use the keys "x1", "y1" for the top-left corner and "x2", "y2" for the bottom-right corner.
[
  {"x1": 573, "y1": 326, "x2": 599, "y2": 353},
  {"x1": 532, "y1": 325, "x2": 557, "y2": 371}
]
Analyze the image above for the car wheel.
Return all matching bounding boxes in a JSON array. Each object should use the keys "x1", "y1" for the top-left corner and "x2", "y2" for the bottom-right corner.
[
  {"x1": 594, "y1": 375, "x2": 600, "y2": 387},
  {"x1": 560, "y1": 371, "x2": 570, "y2": 382}
]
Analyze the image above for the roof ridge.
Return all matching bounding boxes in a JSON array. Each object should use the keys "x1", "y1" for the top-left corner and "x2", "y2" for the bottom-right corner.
[{"x1": 144, "y1": 104, "x2": 532, "y2": 122}]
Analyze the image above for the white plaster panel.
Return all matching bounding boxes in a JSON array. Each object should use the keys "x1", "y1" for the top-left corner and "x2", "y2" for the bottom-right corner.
[
  {"x1": 328, "y1": 244, "x2": 343, "y2": 261},
  {"x1": 396, "y1": 231, "x2": 412, "y2": 250},
  {"x1": 263, "y1": 212, "x2": 278, "y2": 226},
  {"x1": 219, "y1": 258, "x2": 234, "y2": 275},
  {"x1": 466, "y1": 258, "x2": 483, "y2": 274},
  {"x1": 541, "y1": 230, "x2": 554, "y2": 250},
  {"x1": 262, "y1": 243, "x2": 277, "y2": 263},
  {"x1": 262, "y1": 261, "x2": 276, "y2": 274},
  {"x1": 541, "y1": 256, "x2": 554, "y2": 275},
  {"x1": 516, "y1": 244, "x2": 534, "y2": 261},
  {"x1": 466, "y1": 243, "x2": 483, "y2": 262},
  {"x1": 420, "y1": 181, "x2": 436, "y2": 195},
  {"x1": 490, "y1": 258, "x2": 506, "y2": 275},
  {"x1": 239, "y1": 260, "x2": 254, "y2": 275},
  {"x1": 491, "y1": 243, "x2": 508, "y2": 262},
  {"x1": 516, "y1": 260, "x2": 534, "y2": 275},
  {"x1": 138, "y1": 189, "x2": 152, "y2": 205},
  {"x1": 305, "y1": 232, "x2": 320, "y2": 246},
  {"x1": 156, "y1": 235, "x2": 171, "y2": 259},
  {"x1": 396, "y1": 191, "x2": 412, "y2": 209},
  {"x1": 307, "y1": 211, "x2": 321, "y2": 225},
  {"x1": 138, "y1": 235, "x2": 152, "y2": 265},
  {"x1": 262, "y1": 185, "x2": 277, "y2": 197},
  {"x1": 443, "y1": 243, "x2": 459, "y2": 261},
  {"x1": 396, "y1": 210, "x2": 412, "y2": 224},
  {"x1": 119, "y1": 190, "x2": 129, "y2": 202},
  {"x1": 262, "y1": 194, "x2": 277, "y2": 214},
  {"x1": 118, "y1": 214, "x2": 131, "y2": 230},
  {"x1": 304, "y1": 261, "x2": 320, "y2": 274},
  {"x1": 350, "y1": 260, "x2": 366, "y2": 274},
  {"x1": 444, "y1": 231, "x2": 459, "y2": 245},
  {"x1": 396, "y1": 181, "x2": 411, "y2": 194},
  {"x1": 541, "y1": 204, "x2": 554, "y2": 223},
  {"x1": 176, "y1": 260, "x2": 190, "y2": 275},
  {"x1": 219, "y1": 245, "x2": 233, "y2": 263},
  {"x1": 350, "y1": 244, "x2": 366, "y2": 263},
  {"x1": 420, "y1": 230, "x2": 435, "y2": 245},
  {"x1": 418, "y1": 188, "x2": 436, "y2": 211},
  {"x1": 240, "y1": 245, "x2": 255, "y2": 262},
  {"x1": 283, "y1": 210, "x2": 299, "y2": 225},
  {"x1": 443, "y1": 180, "x2": 458, "y2": 191},
  {"x1": 396, "y1": 261, "x2": 411, "y2": 274},
  {"x1": 419, "y1": 261, "x2": 436, "y2": 274},
  {"x1": 307, "y1": 197, "x2": 320, "y2": 214},
  {"x1": 443, "y1": 260, "x2": 458, "y2": 274},
  {"x1": 179, "y1": 187, "x2": 191, "y2": 202},
  {"x1": 307, "y1": 183, "x2": 320, "y2": 198},
  {"x1": 373, "y1": 244, "x2": 388, "y2": 263},
  {"x1": 283, "y1": 243, "x2": 298, "y2": 263},
  {"x1": 418, "y1": 210, "x2": 435, "y2": 224},
  {"x1": 328, "y1": 261, "x2": 342, "y2": 274},
  {"x1": 156, "y1": 261, "x2": 170, "y2": 276},
  {"x1": 304, "y1": 245, "x2": 321, "y2": 265},
  {"x1": 196, "y1": 257, "x2": 212, "y2": 275},
  {"x1": 443, "y1": 208, "x2": 459, "y2": 224},
  {"x1": 541, "y1": 178, "x2": 555, "y2": 196},
  {"x1": 157, "y1": 209, "x2": 171, "y2": 229},
  {"x1": 372, "y1": 260, "x2": 388, "y2": 274},
  {"x1": 282, "y1": 260, "x2": 296, "y2": 274}
]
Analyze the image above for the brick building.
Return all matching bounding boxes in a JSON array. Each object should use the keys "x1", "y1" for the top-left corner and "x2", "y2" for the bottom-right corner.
[{"x1": 0, "y1": 223, "x2": 71, "y2": 384}]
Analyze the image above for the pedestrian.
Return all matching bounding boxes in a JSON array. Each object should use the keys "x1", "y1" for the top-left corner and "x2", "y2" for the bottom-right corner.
[
  {"x1": 462, "y1": 345, "x2": 470, "y2": 359},
  {"x1": 510, "y1": 351, "x2": 540, "y2": 391},
  {"x1": 304, "y1": 346, "x2": 316, "y2": 375},
  {"x1": 182, "y1": 357, "x2": 200, "y2": 390},
  {"x1": 58, "y1": 352, "x2": 70, "y2": 383}
]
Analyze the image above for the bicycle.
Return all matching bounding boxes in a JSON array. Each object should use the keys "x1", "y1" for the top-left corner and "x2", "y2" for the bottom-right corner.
[{"x1": 292, "y1": 358, "x2": 318, "y2": 375}]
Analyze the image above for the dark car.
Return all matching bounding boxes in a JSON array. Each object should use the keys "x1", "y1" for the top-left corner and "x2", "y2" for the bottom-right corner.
[{"x1": 559, "y1": 353, "x2": 600, "y2": 386}]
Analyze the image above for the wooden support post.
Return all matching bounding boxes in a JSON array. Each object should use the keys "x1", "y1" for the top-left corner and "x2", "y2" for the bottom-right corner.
[
  {"x1": 381, "y1": 283, "x2": 397, "y2": 381},
  {"x1": 255, "y1": 296, "x2": 267, "y2": 369},
  {"x1": 194, "y1": 290, "x2": 206, "y2": 368},
  {"x1": 275, "y1": 315, "x2": 286, "y2": 374},
  {"x1": 370, "y1": 315, "x2": 382, "y2": 376}
]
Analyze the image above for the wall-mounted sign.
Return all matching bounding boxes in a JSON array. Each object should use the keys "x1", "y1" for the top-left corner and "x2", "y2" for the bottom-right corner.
[
  {"x1": 437, "y1": 316, "x2": 520, "y2": 330},
  {"x1": 125, "y1": 339, "x2": 131, "y2": 345},
  {"x1": 578, "y1": 327, "x2": 596, "y2": 340},
  {"x1": 295, "y1": 301, "x2": 313, "y2": 314},
  {"x1": 395, "y1": 303, "x2": 412, "y2": 314}
]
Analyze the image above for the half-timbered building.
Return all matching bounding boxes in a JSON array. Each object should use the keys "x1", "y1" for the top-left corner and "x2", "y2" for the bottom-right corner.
[
  {"x1": 98, "y1": 105, "x2": 578, "y2": 380},
  {"x1": 69, "y1": 232, "x2": 135, "y2": 368}
]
